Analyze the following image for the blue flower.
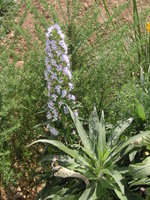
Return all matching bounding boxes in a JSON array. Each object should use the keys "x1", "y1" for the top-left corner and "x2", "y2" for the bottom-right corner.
[
  {"x1": 62, "y1": 89, "x2": 67, "y2": 97},
  {"x1": 46, "y1": 112, "x2": 52, "y2": 119},
  {"x1": 55, "y1": 85, "x2": 61, "y2": 93},
  {"x1": 45, "y1": 24, "x2": 77, "y2": 135},
  {"x1": 63, "y1": 67, "x2": 72, "y2": 80}
]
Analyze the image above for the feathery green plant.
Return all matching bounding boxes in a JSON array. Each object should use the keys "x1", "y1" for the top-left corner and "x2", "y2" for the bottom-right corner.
[
  {"x1": 43, "y1": 0, "x2": 150, "y2": 118},
  {"x1": 0, "y1": 0, "x2": 15, "y2": 17}
]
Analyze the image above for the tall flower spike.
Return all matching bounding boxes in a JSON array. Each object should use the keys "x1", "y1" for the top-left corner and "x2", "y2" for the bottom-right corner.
[{"x1": 45, "y1": 24, "x2": 77, "y2": 135}]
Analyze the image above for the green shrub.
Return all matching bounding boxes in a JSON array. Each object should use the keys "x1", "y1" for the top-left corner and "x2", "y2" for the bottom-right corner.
[
  {"x1": 111, "y1": 66, "x2": 150, "y2": 131},
  {"x1": 0, "y1": 49, "x2": 47, "y2": 185},
  {"x1": 0, "y1": 0, "x2": 17, "y2": 37},
  {"x1": 0, "y1": 0, "x2": 15, "y2": 17}
]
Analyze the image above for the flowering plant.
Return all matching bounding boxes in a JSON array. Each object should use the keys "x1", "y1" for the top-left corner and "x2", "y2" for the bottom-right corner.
[
  {"x1": 45, "y1": 24, "x2": 77, "y2": 136},
  {"x1": 30, "y1": 107, "x2": 150, "y2": 199}
]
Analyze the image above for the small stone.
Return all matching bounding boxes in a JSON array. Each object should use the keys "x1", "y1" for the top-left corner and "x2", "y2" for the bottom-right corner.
[
  {"x1": 8, "y1": 31, "x2": 14, "y2": 39},
  {"x1": 83, "y1": 2, "x2": 89, "y2": 9},
  {"x1": 17, "y1": 186, "x2": 21, "y2": 192},
  {"x1": 16, "y1": 61, "x2": 24, "y2": 68}
]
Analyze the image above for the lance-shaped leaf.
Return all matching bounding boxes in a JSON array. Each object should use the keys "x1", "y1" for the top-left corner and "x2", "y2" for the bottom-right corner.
[
  {"x1": 135, "y1": 99, "x2": 146, "y2": 121},
  {"x1": 130, "y1": 177, "x2": 150, "y2": 187},
  {"x1": 68, "y1": 107, "x2": 94, "y2": 156},
  {"x1": 89, "y1": 107, "x2": 99, "y2": 149},
  {"x1": 114, "y1": 190, "x2": 128, "y2": 200},
  {"x1": 129, "y1": 156, "x2": 150, "y2": 179},
  {"x1": 102, "y1": 169, "x2": 125, "y2": 196},
  {"x1": 107, "y1": 118, "x2": 133, "y2": 147},
  {"x1": 79, "y1": 182, "x2": 97, "y2": 200},
  {"x1": 96, "y1": 111, "x2": 106, "y2": 160},
  {"x1": 111, "y1": 131, "x2": 150, "y2": 159},
  {"x1": 29, "y1": 139, "x2": 89, "y2": 166}
]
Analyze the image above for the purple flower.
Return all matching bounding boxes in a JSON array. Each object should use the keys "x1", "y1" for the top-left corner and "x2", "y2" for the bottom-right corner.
[
  {"x1": 47, "y1": 65, "x2": 52, "y2": 72},
  {"x1": 55, "y1": 85, "x2": 61, "y2": 93},
  {"x1": 74, "y1": 110, "x2": 78, "y2": 118},
  {"x1": 63, "y1": 67, "x2": 72, "y2": 80},
  {"x1": 46, "y1": 112, "x2": 52, "y2": 119},
  {"x1": 71, "y1": 95, "x2": 76, "y2": 101},
  {"x1": 51, "y1": 59, "x2": 57, "y2": 66},
  {"x1": 48, "y1": 51, "x2": 53, "y2": 58},
  {"x1": 61, "y1": 54, "x2": 70, "y2": 68},
  {"x1": 48, "y1": 101, "x2": 54, "y2": 109},
  {"x1": 50, "y1": 40, "x2": 57, "y2": 50},
  {"x1": 47, "y1": 82, "x2": 51, "y2": 92},
  {"x1": 46, "y1": 124, "x2": 51, "y2": 129},
  {"x1": 56, "y1": 50, "x2": 62, "y2": 57},
  {"x1": 51, "y1": 73, "x2": 57, "y2": 80},
  {"x1": 52, "y1": 109, "x2": 58, "y2": 121},
  {"x1": 64, "y1": 106, "x2": 69, "y2": 114},
  {"x1": 68, "y1": 83, "x2": 74, "y2": 91},
  {"x1": 61, "y1": 54, "x2": 69, "y2": 63},
  {"x1": 58, "y1": 100, "x2": 64, "y2": 107},
  {"x1": 58, "y1": 78, "x2": 63, "y2": 84},
  {"x1": 57, "y1": 29, "x2": 64, "y2": 39},
  {"x1": 56, "y1": 65, "x2": 62, "y2": 71},
  {"x1": 62, "y1": 89, "x2": 67, "y2": 98},
  {"x1": 50, "y1": 126, "x2": 59, "y2": 135},
  {"x1": 59, "y1": 40, "x2": 67, "y2": 54},
  {"x1": 48, "y1": 90, "x2": 50, "y2": 97},
  {"x1": 45, "y1": 24, "x2": 77, "y2": 135},
  {"x1": 46, "y1": 40, "x2": 51, "y2": 52},
  {"x1": 52, "y1": 94, "x2": 58, "y2": 101},
  {"x1": 68, "y1": 94, "x2": 75, "y2": 101}
]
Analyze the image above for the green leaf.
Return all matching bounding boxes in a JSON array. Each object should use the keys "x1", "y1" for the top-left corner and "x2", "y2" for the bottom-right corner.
[
  {"x1": 143, "y1": 136, "x2": 150, "y2": 150},
  {"x1": 79, "y1": 183, "x2": 97, "y2": 200},
  {"x1": 68, "y1": 107, "x2": 94, "y2": 156},
  {"x1": 107, "y1": 118, "x2": 133, "y2": 146},
  {"x1": 114, "y1": 189, "x2": 127, "y2": 200},
  {"x1": 104, "y1": 169, "x2": 125, "y2": 195},
  {"x1": 130, "y1": 178, "x2": 150, "y2": 187},
  {"x1": 89, "y1": 107, "x2": 99, "y2": 149},
  {"x1": 72, "y1": 144, "x2": 96, "y2": 161},
  {"x1": 96, "y1": 182, "x2": 106, "y2": 199},
  {"x1": 29, "y1": 139, "x2": 89, "y2": 166},
  {"x1": 59, "y1": 195, "x2": 80, "y2": 200},
  {"x1": 129, "y1": 151, "x2": 137, "y2": 162},
  {"x1": 40, "y1": 183, "x2": 68, "y2": 200},
  {"x1": 135, "y1": 99, "x2": 146, "y2": 121},
  {"x1": 111, "y1": 131, "x2": 150, "y2": 160},
  {"x1": 97, "y1": 110, "x2": 106, "y2": 160},
  {"x1": 129, "y1": 156, "x2": 150, "y2": 179}
]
